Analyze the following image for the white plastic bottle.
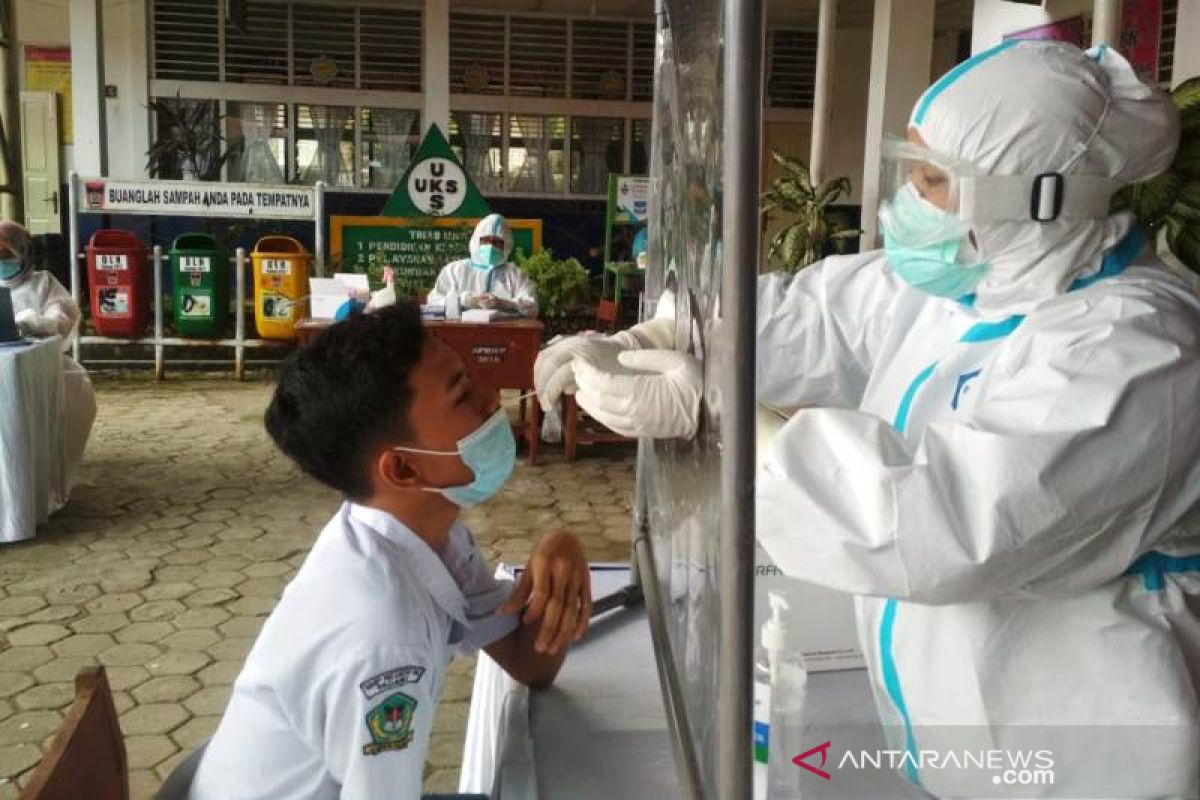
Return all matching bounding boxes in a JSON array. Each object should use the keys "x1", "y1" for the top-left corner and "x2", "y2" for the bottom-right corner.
[
  {"x1": 764, "y1": 592, "x2": 807, "y2": 800},
  {"x1": 446, "y1": 290, "x2": 461, "y2": 320},
  {"x1": 753, "y1": 640, "x2": 771, "y2": 800}
]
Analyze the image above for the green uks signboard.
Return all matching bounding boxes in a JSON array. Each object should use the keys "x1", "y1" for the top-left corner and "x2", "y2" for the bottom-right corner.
[
  {"x1": 331, "y1": 124, "x2": 542, "y2": 294},
  {"x1": 382, "y1": 125, "x2": 490, "y2": 218},
  {"x1": 336, "y1": 219, "x2": 541, "y2": 296}
]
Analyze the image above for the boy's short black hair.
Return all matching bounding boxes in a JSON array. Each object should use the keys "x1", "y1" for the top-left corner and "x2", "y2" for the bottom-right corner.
[{"x1": 265, "y1": 304, "x2": 426, "y2": 499}]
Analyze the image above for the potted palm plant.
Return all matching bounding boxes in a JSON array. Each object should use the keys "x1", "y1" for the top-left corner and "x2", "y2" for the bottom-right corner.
[
  {"x1": 761, "y1": 150, "x2": 861, "y2": 271},
  {"x1": 145, "y1": 94, "x2": 231, "y2": 181}
]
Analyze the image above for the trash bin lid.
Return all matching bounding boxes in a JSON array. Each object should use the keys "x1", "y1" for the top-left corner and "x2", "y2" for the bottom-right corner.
[
  {"x1": 89, "y1": 229, "x2": 144, "y2": 249},
  {"x1": 171, "y1": 233, "x2": 219, "y2": 251},
  {"x1": 253, "y1": 235, "x2": 307, "y2": 256}
]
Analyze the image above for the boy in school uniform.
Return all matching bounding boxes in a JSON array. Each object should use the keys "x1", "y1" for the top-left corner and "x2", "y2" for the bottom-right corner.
[{"x1": 190, "y1": 304, "x2": 591, "y2": 799}]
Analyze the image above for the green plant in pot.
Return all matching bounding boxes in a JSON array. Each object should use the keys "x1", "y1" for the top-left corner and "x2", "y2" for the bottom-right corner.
[
  {"x1": 761, "y1": 150, "x2": 862, "y2": 271},
  {"x1": 1118, "y1": 77, "x2": 1200, "y2": 269},
  {"x1": 514, "y1": 248, "x2": 592, "y2": 317},
  {"x1": 146, "y1": 94, "x2": 231, "y2": 181}
]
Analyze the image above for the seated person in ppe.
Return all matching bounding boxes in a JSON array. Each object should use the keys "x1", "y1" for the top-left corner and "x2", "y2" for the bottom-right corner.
[
  {"x1": 537, "y1": 43, "x2": 1200, "y2": 798},
  {"x1": 0, "y1": 221, "x2": 97, "y2": 490},
  {"x1": 190, "y1": 304, "x2": 590, "y2": 799},
  {"x1": 427, "y1": 214, "x2": 538, "y2": 317}
]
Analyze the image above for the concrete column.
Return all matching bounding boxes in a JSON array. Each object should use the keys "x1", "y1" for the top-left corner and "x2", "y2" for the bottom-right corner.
[
  {"x1": 423, "y1": 0, "x2": 449, "y2": 136},
  {"x1": 1172, "y1": 0, "x2": 1200, "y2": 89},
  {"x1": 69, "y1": 0, "x2": 106, "y2": 176},
  {"x1": 123, "y1": 0, "x2": 151, "y2": 177},
  {"x1": 1091, "y1": 0, "x2": 1121, "y2": 47},
  {"x1": 808, "y1": 0, "x2": 837, "y2": 185},
  {"x1": 859, "y1": 0, "x2": 934, "y2": 248}
]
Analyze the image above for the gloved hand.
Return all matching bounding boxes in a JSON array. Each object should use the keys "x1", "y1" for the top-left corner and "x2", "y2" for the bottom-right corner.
[
  {"x1": 574, "y1": 349, "x2": 703, "y2": 439},
  {"x1": 534, "y1": 316, "x2": 676, "y2": 412},
  {"x1": 14, "y1": 309, "x2": 64, "y2": 338},
  {"x1": 460, "y1": 291, "x2": 481, "y2": 309},
  {"x1": 480, "y1": 294, "x2": 516, "y2": 312},
  {"x1": 535, "y1": 336, "x2": 627, "y2": 412}
]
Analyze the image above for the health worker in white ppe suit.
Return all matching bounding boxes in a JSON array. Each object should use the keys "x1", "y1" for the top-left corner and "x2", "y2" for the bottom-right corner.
[
  {"x1": 0, "y1": 221, "x2": 97, "y2": 491},
  {"x1": 536, "y1": 42, "x2": 1200, "y2": 798},
  {"x1": 427, "y1": 213, "x2": 538, "y2": 317}
]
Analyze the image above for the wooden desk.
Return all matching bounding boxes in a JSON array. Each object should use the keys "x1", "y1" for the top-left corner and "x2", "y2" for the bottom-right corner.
[{"x1": 295, "y1": 318, "x2": 545, "y2": 464}]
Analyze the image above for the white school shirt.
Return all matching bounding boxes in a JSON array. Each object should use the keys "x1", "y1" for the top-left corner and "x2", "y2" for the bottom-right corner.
[{"x1": 189, "y1": 503, "x2": 518, "y2": 800}]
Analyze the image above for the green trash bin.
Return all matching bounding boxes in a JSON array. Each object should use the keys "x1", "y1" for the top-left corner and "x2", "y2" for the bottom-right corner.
[{"x1": 170, "y1": 233, "x2": 229, "y2": 338}]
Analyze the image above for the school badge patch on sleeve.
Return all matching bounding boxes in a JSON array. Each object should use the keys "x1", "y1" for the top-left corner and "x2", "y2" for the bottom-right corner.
[{"x1": 362, "y1": 692, "x2": 418, "y2": 756}]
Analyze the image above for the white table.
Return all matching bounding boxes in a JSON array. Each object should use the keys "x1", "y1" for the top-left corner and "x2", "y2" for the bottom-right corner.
[
  {"x1": 0, "y1": 337, "x2": 67, "y2": 543},
  {"x1": 461, "y1": 565, "x2": 929, "y2": 800}
]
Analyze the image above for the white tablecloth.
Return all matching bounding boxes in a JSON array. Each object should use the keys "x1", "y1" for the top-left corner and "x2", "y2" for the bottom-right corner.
[
  {"x1": 0, "y1": 337, "x2": 67, "y2": 543},
  {"x1": 461, "y1": 565, "x2": 930, "y2": 800}
]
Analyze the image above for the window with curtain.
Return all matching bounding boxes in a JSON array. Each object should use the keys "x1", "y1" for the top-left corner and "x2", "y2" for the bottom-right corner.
[
  {"x1": 361, "y1": 108, "x2": 420, "y2": 190},
  {"x1": 226, "y1": 102, "x2": 288, "y2": 184},
  {"x1": 508, "y1": 114, "x2": 565, "y2": 193},
  {"x1": 450, "y1": 111, "x2": 503, "y2": 193},
  {"x1": 296, "y1": 104, "x2": 355, "y2": 186},
  {"x1": 571, "y1": 117, "x2": 625, "y2": 195}
]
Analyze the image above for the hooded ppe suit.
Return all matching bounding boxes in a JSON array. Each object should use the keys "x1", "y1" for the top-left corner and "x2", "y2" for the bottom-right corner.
[
  {"x1": 538, "y1": 42, "x2": 1200, "y2": 797},
  {"x1": 427, "y1": 214, "x2": 538, "y2": 317},
  {"x1": 0, "y1": 221, "x2": 97, "y2": 502}
]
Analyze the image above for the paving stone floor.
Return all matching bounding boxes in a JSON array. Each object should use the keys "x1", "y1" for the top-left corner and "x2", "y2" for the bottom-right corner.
[{"x1": 0, "y1": 377, "x2": 636, "y2": 798}]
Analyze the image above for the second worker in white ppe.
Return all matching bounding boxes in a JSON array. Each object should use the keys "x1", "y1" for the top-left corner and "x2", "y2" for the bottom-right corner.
[
  {"x1": 535, "y1": 42, "x2": 1200, "y2": 797},
  {"x1": 427, "y1": 214, "x2": 539, "y2": 318}
]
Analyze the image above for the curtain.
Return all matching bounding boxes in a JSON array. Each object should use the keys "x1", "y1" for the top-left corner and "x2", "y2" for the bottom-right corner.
[
  {"x1": 453, "y1": 111, "x2": 500, "y2": 193},
  {"x1": 576, "y1": 118, "x2": 615, "y2": 195},
  {"x1": 236, "y1": 103, "x2": 286, "y2": 184},
  {"x1": 510, "y1": 115, "x2": 552, "y2": 193},
  {"x1": 301, "y1": 105, "x2": 353, "y2": 186},
  {"x1": 367, "y1": 108, "x2": 418, "y2": 189}
]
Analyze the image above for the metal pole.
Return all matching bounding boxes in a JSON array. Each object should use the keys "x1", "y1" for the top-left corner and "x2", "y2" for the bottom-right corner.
[
  {"x1": 717, "y1": 0, "x2": 762, "y2": 795},
  {"x1": 153, "y1": 245, "x2": 163, "y2": 381},
  {"x1": 1092, "y1": 0, "x2": 1120, "y2": 47},
  {"x1": 235, "y1": 247, "x2": 245, "y2": 380},
  {"x1": 809, "y1": 0, "x2": 838, "y2": 186},
  {"x1": 314, "y1": 181, "x2": 326, "y2": 277},
  {"x1": 635, "y1": 526, "x2": 704, "y2": 799},
  {"x1": 68, "y1": 174, "x2": 81, "y2": 363}
]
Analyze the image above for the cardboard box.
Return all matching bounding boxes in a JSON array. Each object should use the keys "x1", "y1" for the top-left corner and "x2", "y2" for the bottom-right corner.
[{"x1": 755, "y1": 404, "x2": 865, "y2": 672}]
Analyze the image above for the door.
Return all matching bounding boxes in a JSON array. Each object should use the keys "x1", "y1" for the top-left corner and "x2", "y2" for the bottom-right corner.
[{"x1": 20, "y1": 90, "x2": 61, "y2": 234}]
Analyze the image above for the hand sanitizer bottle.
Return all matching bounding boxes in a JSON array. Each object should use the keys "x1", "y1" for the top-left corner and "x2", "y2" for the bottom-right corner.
[
  {"x1": 764, "y1": 592, "x2": 806, "y2": 800},
  {"x1": 446, "y1": 290, "x2": 461, "y2": 320}
]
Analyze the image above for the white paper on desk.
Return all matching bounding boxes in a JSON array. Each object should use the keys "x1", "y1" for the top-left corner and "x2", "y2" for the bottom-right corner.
[{"x1": 462, "y1": 308, "x2": 502, "y2": 323}]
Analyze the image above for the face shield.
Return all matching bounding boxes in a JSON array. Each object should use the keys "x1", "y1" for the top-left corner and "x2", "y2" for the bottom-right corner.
[{"x1": 877, "y1": 138, "x2": 978, "y2": 250}]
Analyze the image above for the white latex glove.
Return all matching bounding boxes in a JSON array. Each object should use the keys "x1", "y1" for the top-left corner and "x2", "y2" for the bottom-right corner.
[
  {"x1": 574, "y1": 349, "x2": 702, "y2": 439},
  {"x1": 14, "y1": 309, "x2": 62, "y2": 338},
  {"x1": 460, "y1": 291, "x2": 481, "y2": 309},
  {"x1": 534, "y1": 317, "x2": 675, "y2": 412},
  {"x1": 480, "y1": 294, "x2": 517, "y2": 312},
  {"x1": 535, "y1": 336, "x2": 627, "y2": 412}
]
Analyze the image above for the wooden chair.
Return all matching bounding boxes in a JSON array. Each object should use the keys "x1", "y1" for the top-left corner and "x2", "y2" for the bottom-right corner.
[
  {"x1": 562, "y1": 395, "x2": 636, "y2": 461},
  {"x1": 19, "y1": 666, "x2": 128, "y2": 800}
]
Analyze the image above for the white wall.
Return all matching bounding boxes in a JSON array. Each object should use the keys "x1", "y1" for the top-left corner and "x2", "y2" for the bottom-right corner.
[{"x1": 16, "y1": 0, "x2": 150, "y2": 178}]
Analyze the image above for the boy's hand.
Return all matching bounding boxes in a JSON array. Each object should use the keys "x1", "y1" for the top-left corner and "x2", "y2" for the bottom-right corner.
[{"x1": 499, "y1": 532, "x2": 591, "y2": 655}]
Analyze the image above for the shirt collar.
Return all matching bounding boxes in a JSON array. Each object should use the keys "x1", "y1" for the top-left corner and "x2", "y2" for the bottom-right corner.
[{"x1": 346, "y1": 503, "x2": 469, "y2": 625}]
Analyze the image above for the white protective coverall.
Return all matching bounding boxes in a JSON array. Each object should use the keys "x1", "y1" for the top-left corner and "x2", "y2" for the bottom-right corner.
[
  {"x1": 539, "y1": 42, "x2": 1200, "y2": 797},
  {"x1": 426, "y1": 214, "x2": 538, "y2": 317},
  {"x1": 0, "y1": 223, "x2": 97, "y2": 493}
]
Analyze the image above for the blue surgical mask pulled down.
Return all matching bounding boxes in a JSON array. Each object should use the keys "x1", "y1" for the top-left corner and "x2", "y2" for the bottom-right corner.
[
  {"x1": 0, "y1": 258, "x2": 23, "y2": 281},
  {"x1": 473, "y1": 244, "x2": 505, "y2": 271},
  {"x1": 395, "y1": 408, "x2": 516, "y2": 507},
  {"x1": 878, "y1": 182, "x2": 990, "y2": 299}
]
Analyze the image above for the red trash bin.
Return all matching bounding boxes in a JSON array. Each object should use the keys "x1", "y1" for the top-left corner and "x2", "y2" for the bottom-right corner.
[{"x1": 86, "y1": 230, "x2": 150, "y2": 338}]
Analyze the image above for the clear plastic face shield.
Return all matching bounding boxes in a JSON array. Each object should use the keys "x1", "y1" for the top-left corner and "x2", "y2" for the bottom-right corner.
[{"x1": 877, "y1": 137, "x2": 979, "y2": 248}]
